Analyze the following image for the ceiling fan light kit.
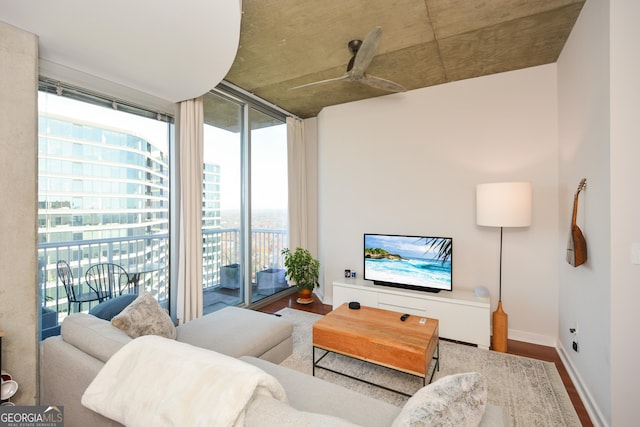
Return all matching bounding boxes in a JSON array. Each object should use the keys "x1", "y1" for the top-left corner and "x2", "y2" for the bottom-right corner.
[{"x1": 290, "y1": 27, "x2": 406, "y2": 93}]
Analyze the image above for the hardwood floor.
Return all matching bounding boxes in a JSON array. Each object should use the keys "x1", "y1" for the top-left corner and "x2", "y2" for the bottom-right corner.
[{"x1": 258, "y1": 294, "x2": 593, "y2": 426}]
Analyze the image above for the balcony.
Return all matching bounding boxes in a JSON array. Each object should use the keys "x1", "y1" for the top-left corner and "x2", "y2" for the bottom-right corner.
[{"x1": 38, "y1": 228, "x2": 289, "y2": 334}]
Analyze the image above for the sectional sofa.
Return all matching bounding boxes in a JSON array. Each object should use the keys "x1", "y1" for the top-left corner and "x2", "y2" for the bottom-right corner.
[{"x1": 39, "y1": 301, "x2": 506, "y2": 426}]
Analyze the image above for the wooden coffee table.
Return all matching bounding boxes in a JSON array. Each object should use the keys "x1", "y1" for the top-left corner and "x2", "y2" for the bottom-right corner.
[{"x1": 312, "y1": 303, "x2": 439, "y2": 396}]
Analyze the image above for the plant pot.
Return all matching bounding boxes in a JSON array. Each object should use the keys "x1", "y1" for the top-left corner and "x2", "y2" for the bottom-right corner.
[
  {"x1": 257, "y1": 268, "x2": 287, "y2": 293},
  {"x1": 220, "y1": 263, "x2": 241, "y2": 289},
  {"x1": 296, "y1": 288, "x2": 313, "y2": 305}
]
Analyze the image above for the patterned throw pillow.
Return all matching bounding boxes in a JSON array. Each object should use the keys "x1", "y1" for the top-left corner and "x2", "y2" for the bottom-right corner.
[
  {"x1": 111, "y1": 292, "x2": 176, "y2": 339},
  {"x1": 392, "y1": 372, "x2": 487, "y2": 427}
]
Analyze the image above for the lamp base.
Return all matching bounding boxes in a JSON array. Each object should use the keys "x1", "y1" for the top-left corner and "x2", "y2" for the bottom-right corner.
[{"x1": 492, "y1": 301, "x2": 508, "y2": 353}]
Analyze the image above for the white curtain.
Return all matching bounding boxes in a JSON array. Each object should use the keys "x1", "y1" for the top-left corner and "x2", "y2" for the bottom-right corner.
[
  {"x1": 177, "y1": 97, "x2": 204, "y2": 324},
  {"x1": 287, "y1": 117, "x2": 308, "y2": 251}
]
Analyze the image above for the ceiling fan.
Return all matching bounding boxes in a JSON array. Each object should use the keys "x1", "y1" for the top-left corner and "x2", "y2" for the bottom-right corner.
[{"x1": 290, "y1": 27, "x2": 406, "y2": 93}]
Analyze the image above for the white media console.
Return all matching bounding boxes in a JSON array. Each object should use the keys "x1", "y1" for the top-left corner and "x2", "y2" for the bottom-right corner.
[{"x1": 333, "y1": 279, "x2": 491, "y2": 349}]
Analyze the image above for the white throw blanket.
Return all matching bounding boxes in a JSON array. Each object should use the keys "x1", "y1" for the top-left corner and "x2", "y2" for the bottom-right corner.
[{"x1": 82, "y1": 335, "x2": 287, "y2": 427}]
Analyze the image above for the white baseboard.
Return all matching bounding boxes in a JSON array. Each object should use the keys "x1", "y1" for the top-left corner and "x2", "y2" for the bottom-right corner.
[
  {"x1": 509, "y1": 328, "x2": 557, "y2": 347},
  {"x1": 557, "y1": 342, "x2": 608, "y2": 427},
  {"x1": 313, "y1": 288, "x2": 326, "y2": 304}
]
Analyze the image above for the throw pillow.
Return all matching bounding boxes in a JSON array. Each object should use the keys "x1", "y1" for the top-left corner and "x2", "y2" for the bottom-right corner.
[
  {"x1": 89, "y1": 293, "x2": 138, "y2": 321},
  {"x1": 111, "y1": 292, "x2": 176, "y2": 339},
  {"x1": 391, "y1": 372, "x2": 487, "y2": 427}
]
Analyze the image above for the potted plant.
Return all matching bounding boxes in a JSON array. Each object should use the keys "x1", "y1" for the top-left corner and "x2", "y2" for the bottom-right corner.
[{"x1": 281, "y1": 247, "x2": 320, "y2": 304}]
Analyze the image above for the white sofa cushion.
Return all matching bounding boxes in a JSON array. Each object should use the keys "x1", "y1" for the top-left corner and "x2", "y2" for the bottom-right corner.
[
  {"x1": 245, "y1": 394, "x2": 362, "y2": 427},
  {"x1": 391, "y1": 372, "x2": 488, "y2": 427},
  {"x1": 177, "y1": 306, "x2": 292, "y2": 359},
  {"x1": 61, "y1": 313, "x2": 132, "y2": 363},
  {"x1": 241, "y1": 356, "x2": 401, "y2": 427}
]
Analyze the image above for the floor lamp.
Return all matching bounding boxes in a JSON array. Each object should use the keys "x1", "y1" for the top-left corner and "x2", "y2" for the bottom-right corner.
[{"x1": 476, "y1": 182, "x2": 532, "y2": 353}]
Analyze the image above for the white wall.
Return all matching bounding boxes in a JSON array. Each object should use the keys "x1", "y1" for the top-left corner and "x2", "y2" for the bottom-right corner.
[
  {"x1": 557, "y1": 0, "x2": 612, "y2": 424},
  {"x1": 0, "y1": 21, "x2": 38, "y2": 405},
  {"x1": 317, "y1": 64, "x2": 559, "y2": 345},
  {"x1": 304, "y1": 117, "x2": 319, "y2": 259},
  {"x1": 610, "y1": 1, "x2": 640, "y2": 425}
]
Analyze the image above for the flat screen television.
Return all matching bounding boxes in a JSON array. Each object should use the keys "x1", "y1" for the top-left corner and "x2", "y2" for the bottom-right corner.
[{"x1": 364, "y1": 233, "x2": 452, "y2": 293}]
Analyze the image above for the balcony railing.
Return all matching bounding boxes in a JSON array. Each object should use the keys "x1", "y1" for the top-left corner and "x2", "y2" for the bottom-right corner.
[
  {"x1": 38, "y1": 228, "x2": 288, "y2": 326},
  {"x1": 38, "y1": 233, "x2": 170, "y2": 318},
  {"x1": 202, "y1": 227, "x2": 288, "y2": 288}
]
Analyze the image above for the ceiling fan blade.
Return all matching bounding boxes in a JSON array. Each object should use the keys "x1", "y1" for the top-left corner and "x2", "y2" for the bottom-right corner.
[
  {"x1": 360, "y1": 74, "x2": 407, "y2": 93},
  {"x1": 289, "y1": 74, "x2": 350, "y2": 91},
  {"x1": 350, "y1": 27, "x2": 382, "y2": 77}
]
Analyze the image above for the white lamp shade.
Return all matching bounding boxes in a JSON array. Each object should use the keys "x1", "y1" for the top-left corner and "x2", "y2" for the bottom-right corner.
[{"x1": 476, "y1": 182, "x2": 532, "y2": 227}]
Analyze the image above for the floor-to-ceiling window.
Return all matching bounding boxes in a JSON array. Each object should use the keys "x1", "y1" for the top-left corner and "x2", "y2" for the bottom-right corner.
[
  {"x1": 37, "y1": 79, "x2": 289, "y2": 334},
  {"x1": 201, "y1": 87, "x2": 289, "y2": 313},
  {"x1": 202, "y1": 91, "x2": 244, "y2": 310},
  {"x1": 250, "y1": 108, "x2": 288, "y2": 304},
  {"x1": 38, "y1": 81, "x2": 173, "y2": 338}
]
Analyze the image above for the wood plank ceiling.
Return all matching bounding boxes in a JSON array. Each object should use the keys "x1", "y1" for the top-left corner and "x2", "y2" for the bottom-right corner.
[{"x1": 223, "y1": 0, "x2": 585, "y2": 118}]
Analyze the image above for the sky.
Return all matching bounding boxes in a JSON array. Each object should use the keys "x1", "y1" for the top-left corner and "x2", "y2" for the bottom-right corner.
[{"x1": 204, "y1": 123, "x2": 287, "y2": 210}]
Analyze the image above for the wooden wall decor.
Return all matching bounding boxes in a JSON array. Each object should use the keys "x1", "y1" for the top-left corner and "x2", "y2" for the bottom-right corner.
[{"x1": 566, "y1": 178, "x2": 587, "y2": 267}]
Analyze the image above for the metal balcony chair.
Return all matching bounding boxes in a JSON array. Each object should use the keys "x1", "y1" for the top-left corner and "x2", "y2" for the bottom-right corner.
[
  {"x1": 56, "y1": 260, "x2": 102, "y2": 314},
  {"x1": 85, "y1": 263, "x2": 132, "y2": 302}
]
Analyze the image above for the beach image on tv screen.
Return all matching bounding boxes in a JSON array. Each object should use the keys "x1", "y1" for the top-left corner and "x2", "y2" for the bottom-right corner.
[{"x1": 364, "y1": 234, "x2": 452, "y2": 290}]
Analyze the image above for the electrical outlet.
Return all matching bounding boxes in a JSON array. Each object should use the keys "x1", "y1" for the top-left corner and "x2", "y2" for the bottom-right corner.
[{"x1": 570, "y1": 323, "x2": 578, "y2": 352}]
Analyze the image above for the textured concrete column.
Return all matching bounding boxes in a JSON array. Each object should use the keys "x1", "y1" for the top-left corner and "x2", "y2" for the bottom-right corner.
[{"x1": 0, "y1": 20, "x2": 38, "y2": 405}]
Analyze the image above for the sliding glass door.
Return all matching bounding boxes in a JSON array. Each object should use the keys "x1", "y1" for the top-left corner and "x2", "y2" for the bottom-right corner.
[
  {"x1": 202, "y1": 92, "x2": 244, "y2": 312},
  {"x1": 201, "y1": 89, "x2": 288, "y2": 313},
  {"x1": 250, "y1": 108, "x2": 288, "y2": 303}
]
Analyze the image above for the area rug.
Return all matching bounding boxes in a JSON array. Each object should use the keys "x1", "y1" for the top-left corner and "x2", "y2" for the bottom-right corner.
[{"x1": 277, "y1": 307, "x2": 580, "y2": 427}]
